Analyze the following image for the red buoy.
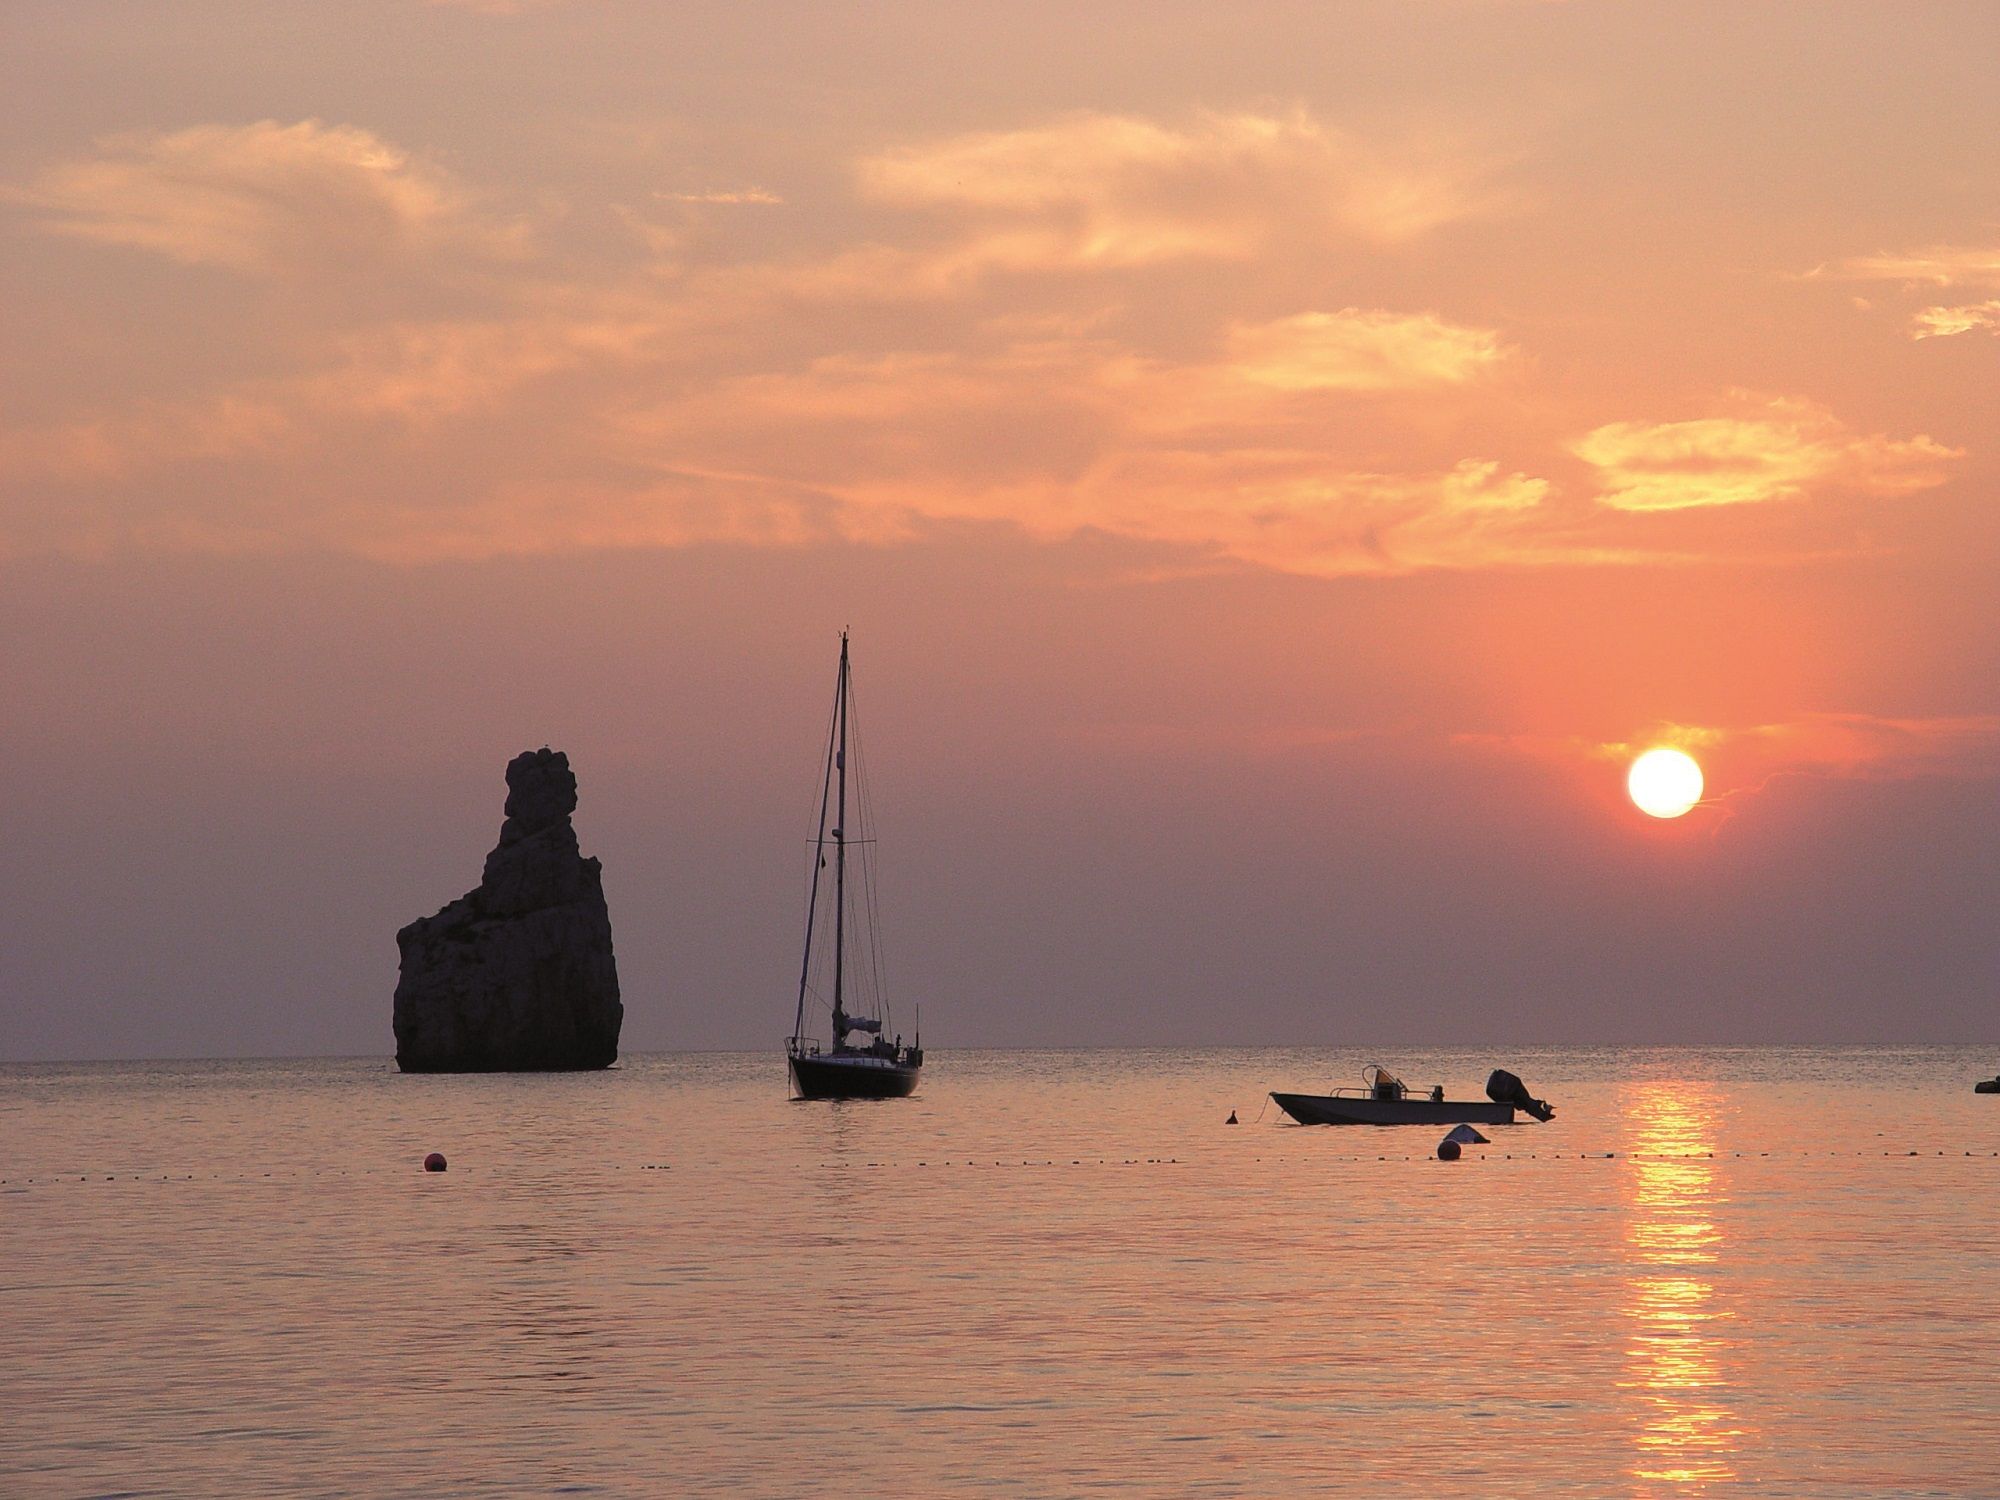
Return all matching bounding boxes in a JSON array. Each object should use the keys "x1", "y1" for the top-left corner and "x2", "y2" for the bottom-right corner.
[
  {"x1": 1437, "y1": 1140, "x2": 1461, "y2": 1161},
  {"x1": 423, "y1": 1152, "x2": 447, "y2": 1172}
]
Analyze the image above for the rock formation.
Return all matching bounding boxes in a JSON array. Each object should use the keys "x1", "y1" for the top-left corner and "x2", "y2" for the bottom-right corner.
[{"x1": 394, "y1": 748, "x2": 623, "y2": 1071}]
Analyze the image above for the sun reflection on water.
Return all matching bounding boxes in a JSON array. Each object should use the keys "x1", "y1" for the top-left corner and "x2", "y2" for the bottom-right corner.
[{"x1": 1619, "y1": 1082, "x2": 1747, "y2": 1490}]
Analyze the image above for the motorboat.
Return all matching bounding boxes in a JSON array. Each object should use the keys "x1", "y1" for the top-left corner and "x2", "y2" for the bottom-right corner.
[{"x1": 1271, "y1": 1064, "x2": 1553, "y2": 1127}]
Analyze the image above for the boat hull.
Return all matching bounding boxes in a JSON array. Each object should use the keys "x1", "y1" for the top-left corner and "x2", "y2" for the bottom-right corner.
[
  {"x1": 1271, "y1": 1092, "x2": 1517, "y2": 1127},
  {"x1": 790, "y1": 1053, "x2": 921, "y2": 1100}
]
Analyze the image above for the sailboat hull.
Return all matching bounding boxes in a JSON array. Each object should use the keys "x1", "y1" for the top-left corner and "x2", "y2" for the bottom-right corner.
[{"x1": 790, "y1": 1053, "x2": 921, "y2": 1100}]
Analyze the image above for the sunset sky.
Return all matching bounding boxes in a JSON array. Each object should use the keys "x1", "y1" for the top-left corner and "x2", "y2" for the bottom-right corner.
[{"x1": 4, "y1": 1, "x2": 1996, "y2": 1059}]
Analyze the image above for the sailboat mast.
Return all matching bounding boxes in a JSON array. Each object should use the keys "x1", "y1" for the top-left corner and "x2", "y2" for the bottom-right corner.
[
  {"x1": 831, "y1": 632, "x2": 850, "y2": 1031},
  {"x1": 792, "y1": 641, "x2": 840, "y2": 1046}
]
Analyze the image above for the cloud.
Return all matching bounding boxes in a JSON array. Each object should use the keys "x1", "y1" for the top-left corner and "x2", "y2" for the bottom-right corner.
[
  {"x1": 1224, "y1": 309, "x2": 1506, "y2": 392},
  {"x1": 330, "y1": 470, "x2": 849, "y2": 563},
  {"x1": 855, "y1": 110, "x2": 1494, "y2": 273},
  {"x1": 1911, "y1": 300, "x2": 2000, "y2": 339},
  {"x1": 424, "y1": 0, "x2": 568, "y2": 13},
  {"x1": 4, "y1": 119, "x2": 521, "y2": 277},
  {"x1": 1001, "y1": 452, "x2": 1565, "y2": 576},
  {"x1": 0, "y1": 398, "x2": 294, "y2": 486},
  {"x1": 580, "y1": 325, "x2": 1569, "y2": 576},
  {"x1": 8, "y1": 109, "x2": 1944, "y2": 579},
  {"x1": 656, "y1": 188, "x2": 783, "y2": 206},
  {"x1": 1824, "y1": 244, "x2": 2000, "y2": 290},
  {"x1": 1817, "y1": 243, "x2": 2000, "y2": 339},
  {"x1": 838, "y1": 454, "x2": 1571, "y2": 579},
  {"x1": 1573, "y1": 398, "x2": 1959, "y2": 512},
  {"x1": 1732, "y1": 713, "x2": 2000, "y2": 781},
  {"x1": 0, "y1": 314, "x2": 646, "y2": 484},
  {"x1": 656, "y1": 189, "x2": 780, "y2": 207},
  {"x1": 0, "y1": 296, "x2": 1597, "y2": 575},
  {"x1": 1466, "y1": 713, "x2": 2000, "y2": 790}
]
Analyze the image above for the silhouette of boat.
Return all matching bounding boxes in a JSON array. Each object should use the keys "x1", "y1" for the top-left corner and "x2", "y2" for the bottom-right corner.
[
  {"x1": 1272, "y1": 1064, "x2": 1553, "y2": 1126},
  {"x1": 1976, "y1": 1076, "x2": 1999, "y2": 1095},
  {"x1": 786, "y1": 633, "x2": 922, "y2": 1100}
]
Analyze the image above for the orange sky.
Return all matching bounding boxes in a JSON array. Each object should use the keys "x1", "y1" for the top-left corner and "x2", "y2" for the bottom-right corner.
[{"x1": 3, "y1": 1, "x2": 1996, "y2": 1057}]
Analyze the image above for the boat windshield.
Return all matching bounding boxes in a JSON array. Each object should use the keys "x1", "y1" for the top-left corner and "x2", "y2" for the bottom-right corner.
[{"x1": 1363, "y1": 1064, "x2": 1406, "y2": 1099}]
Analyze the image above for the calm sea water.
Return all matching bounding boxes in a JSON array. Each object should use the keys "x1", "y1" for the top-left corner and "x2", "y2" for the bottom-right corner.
[{"x1": 3, "y1": 1046, "x2": 1997, "y2": 1497}]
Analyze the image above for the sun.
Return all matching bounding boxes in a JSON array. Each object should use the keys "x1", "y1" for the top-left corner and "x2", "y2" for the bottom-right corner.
[{"x1": 1628, "y1": 747, "x2": 1704, "y2": 819}]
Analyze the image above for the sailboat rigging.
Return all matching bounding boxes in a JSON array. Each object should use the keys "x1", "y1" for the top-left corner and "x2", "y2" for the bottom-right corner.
[{"x1": 786, "y1": 632, "x2": 923, "y2": 1099}]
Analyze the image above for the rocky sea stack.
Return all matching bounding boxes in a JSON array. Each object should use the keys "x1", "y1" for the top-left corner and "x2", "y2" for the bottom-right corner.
[{"x1": 394, "y1": 749, "x2": 623, "y2": 1072}]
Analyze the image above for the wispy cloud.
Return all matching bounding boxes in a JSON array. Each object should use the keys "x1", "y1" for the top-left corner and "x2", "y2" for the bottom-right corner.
[
  {"x1": 1730, "y1": 713, "x2": 2000, "y2": 780},
  {"x1": 1223, "y1": 309, "x2": 1505, "y2": 392},
  {"x1": 588, "y1": 332, "x2": 1572, "y2": 576},
  {"x1": 1573, "y1": 398, "x2": 1958, "y2": 512},
  {"x1": 1912, "y1": 300, "x2": 2000, "y2": 339},
  {"x1": 1824, "y1": 244, "x2": 2000, "y2": 289},
  {"x1": 1466, "y1": 713, "x2": 2000, "y2": 788},
  {"x1": 991, "y1": 452, "x2": 1566, "y2": 577},
  {"x1": 0, "y1": 313, "x2": 646, "y2": 483},
  {"x1": 2, "y1": 119, "x2": 523, "y2": 277},
  {"x1": 424, "y1": 0, "x2": 567, "y2": 13},
  {"x1": 856, "y1": 109, "x2": 1497, "y2": 274},
  {"x1": 656, "y1": 188, "x2": 783, "y2": 206},
  {"x1": 331, "y1": 469, "x2": 850, "y2": 563},
  {"x1": 0, "y1": 110, "x2": 1958, "y2": 576},
  {"x1": 1817, "y1": 243, "x2": 2000, "y2": 339}
]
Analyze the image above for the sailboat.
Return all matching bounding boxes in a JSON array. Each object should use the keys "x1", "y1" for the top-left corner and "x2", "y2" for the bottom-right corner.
[{"x1": 786, "y1": 632, "x2": 923, "y2": 1100}]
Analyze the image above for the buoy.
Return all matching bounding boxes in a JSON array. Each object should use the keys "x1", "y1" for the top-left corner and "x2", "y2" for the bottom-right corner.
[
  {"x1": 423, "y1": 1152, "x2": 447, "y2": 1172},
  {"x1": 1437, "y1": 1140, "x2": 1462, "y2": 1161},
  {"x1": 1226, "y1": 1110, "x2": 1238, "y2": 1125}
]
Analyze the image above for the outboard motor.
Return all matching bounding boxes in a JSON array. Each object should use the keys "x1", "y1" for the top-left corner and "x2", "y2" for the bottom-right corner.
[{"x1": 1486, "y1": 1068, "x2": 1555, "y2": 1122}]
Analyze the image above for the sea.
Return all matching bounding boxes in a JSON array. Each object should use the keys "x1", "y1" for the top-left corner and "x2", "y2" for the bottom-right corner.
[{"x1": 3, "y1": 1046, "x2": 1996, "y2": 1497}]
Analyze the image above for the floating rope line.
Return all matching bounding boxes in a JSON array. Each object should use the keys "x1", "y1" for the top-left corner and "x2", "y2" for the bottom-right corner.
[{"x1": 4, "y1": 1148, "x2": 1994, "y2": 1188}]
